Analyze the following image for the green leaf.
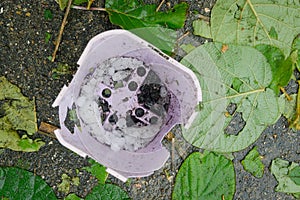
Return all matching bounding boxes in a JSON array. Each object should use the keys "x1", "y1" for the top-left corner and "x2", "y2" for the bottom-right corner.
[
  {"x1": 44, "y1": 9, "x2": 53, "y2": 20},
  {"x1": 58, "y1": 174, "x2": 71, "y2": 194},
  {"x1": 193, "y1": 19, "x2": 212, "y2": 39},
  {"x1": 45, "y1": 32, "x2": 52, "y2": 44},
  {"x1": 82, "y1": 159, "x2": 108, "y2": 184},
  {"x1": 180, "y1": 43, "x2": 281, "y2": 152},
  {"x1": 105, "y1": 0, "x2": 188, "y2": 30},
  {"x1": 0, "y1": 167, "x2": 57, "y2": 200},
  {"x1": 180, "y1": 44, "x2": 196, "y2": 54},
  {"x1": 255, "y1": 44, "x2": 293, "y2": 95},
  {"x1": 241, "y1": 146, "x2": 264, "y2": 178},
  {"x1": 289, "y1": 166, "x2": 300, "y2": 185},
  {"x1": 279, "y1": 82, "x2": 300, "y2": 131},
  {"x1": 172, "y1": 152, "x2": 235, "y2": 200},
  {"x1": 271, "y1": 158, "x2": 300, "y2": 195},
  {"x1": 64, "y1": 193, "x2": 83, "y2": 200},
  {"x1": 292, "y1": 35, "x2": 300, "y2": 71},
  {"x1": 279, "y1": 94, "x2": 297, "y2": 121},
  {"x1": 210, "y1": 0, "x2": 300, "y2": 56},
  {"x1": 0, "y1": 76, "x2": 44, "y2": 152},
  {"x1": 85, "y1": 184, "x2": 130, "y2": 200},
  {"x1": 105, "y1": 1, "x2": 187, "y2": 54},
  {"x1": 130, "y1": 27, "x2": 177, "y2": 54},
  {"x1": 58, "y1": 173, "x2": 79, "y2": 194}
]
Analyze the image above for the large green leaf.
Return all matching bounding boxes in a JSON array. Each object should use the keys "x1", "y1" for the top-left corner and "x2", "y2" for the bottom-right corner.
[
  {"x1": 271, "y1": 158, "x2": 300, "y2": 196},
  {"x1": 255, "y1": 44, "x2": 293, "y2": 95},
  {"x1": 0, "y1": 167, "x2": 57, "y2": 200},
  {"x1": 181, "y1": 43, "x2": 281, "y2": 152},
  {"x1": 105, "y1": 0, "x2": 188, "y2": 30},
  {"x1": 85, "y1": 184, "x2": 130, "y2": 200},
  {"x1": 241, "y1": 146, "x2": 264, "y2": 178},
  {"x1": 129, "y1": 27, "x2": 177, "y2": 54},
  {"x1": 210, "y1": 0, "x2": 300, "y2": 56},
  {"x1": 0, "y1": 76, "x2": 44, "y2": 152},
  {"x1": 172, "y1": 152, "x2": 235, "y2": 200}
]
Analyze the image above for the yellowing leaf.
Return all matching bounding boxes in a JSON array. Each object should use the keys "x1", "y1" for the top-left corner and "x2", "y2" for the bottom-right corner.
[{"x1": 0, "y1": 76, "x2": 43, "y2": 152}]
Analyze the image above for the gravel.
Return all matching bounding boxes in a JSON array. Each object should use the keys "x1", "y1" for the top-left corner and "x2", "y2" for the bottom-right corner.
[{"x1": 0, "y1": 0, "x2": 299, "y2": 199}]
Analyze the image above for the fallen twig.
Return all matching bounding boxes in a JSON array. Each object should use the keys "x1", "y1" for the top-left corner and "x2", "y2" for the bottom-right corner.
[
  {"x1": 156, "y1": 0, "x2": 165, "y2": 12},
  {"x1": 51, "y1": 0, "x2": 73, "y2": 62},
  {"x1": 38, "y1": 122, "x2": 58, "y2": 139},
  {"x1": 198, "y1": 14, "x2": 210, "y2": 22},
  {"x1": 177, "y1": 31, "x2": 190, "y2": 42}
]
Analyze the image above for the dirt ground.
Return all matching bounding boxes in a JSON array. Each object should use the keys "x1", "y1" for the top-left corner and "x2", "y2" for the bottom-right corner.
[{"x1": 0, "y1": 0, "x2": 299, "y2": 199}]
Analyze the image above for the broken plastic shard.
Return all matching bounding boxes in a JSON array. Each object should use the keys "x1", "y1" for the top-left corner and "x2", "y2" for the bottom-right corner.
[{"x1": 52, "y1": 30, "x2": 202, "y2": 181}]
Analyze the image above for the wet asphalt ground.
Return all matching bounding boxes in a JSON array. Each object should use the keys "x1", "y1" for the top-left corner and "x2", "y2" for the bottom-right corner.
[{"x1": 0, "y1": 0, "x2": 299, "y2": 199}]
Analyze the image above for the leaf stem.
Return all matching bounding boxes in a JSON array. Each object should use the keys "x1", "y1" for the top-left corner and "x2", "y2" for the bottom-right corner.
[
  {"x1": 51, "y1": 0, "x2": 73, "y2": 62},
  {"x1": 280, "y1": 87, "x2": 292, "y2": 101},
  {"x1": 205, "y1": 88, "x2": 265, "y2": 103},
  {"x1": 245, "y1": 0, "x2": 271, "y2": 44}
]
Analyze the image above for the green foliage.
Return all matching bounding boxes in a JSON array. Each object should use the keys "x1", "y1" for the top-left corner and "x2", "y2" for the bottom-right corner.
[
  {"x1": 65, "y1": 193, "x2": 84, "y2": 200},
  {"x1": 130, "y1": 27, "x2": 177, "y2": 54},
  {"x1": 271, "y1": 158, "x2": 300, "y2": 197},
  {"x1": 279, "y1": 85, "x2": 300, "y2": 131},
  {"x1": 241, "y1": 146, "x2": 264, "y2": 178},
  {"x1": 210, "y1": 0, "x2": 300, "y2": 57},
  {"x1": 52, "y1": 63, "x2": 72, "y2": 79},
  {"x1": 45, "y1": 32, "x2": 52, "y2": 43},
  {"x1": 181, "y1": 43, "x2": 281, "y2": 152},
  {"x1": 82, "y1": 159, "x2": 108, "y2": 184},
  {"x1": 255, "y1": 44, "x2": 293, "y2": 95},
  {"x1": 289, "y1": 166, "x2": 300, "y2": 185},
  {"x1": 105, "y1": 0, "x2": 188, "y2": 30},
  {"x1": 44, "y1": 9, "x2": 53, "y2": 20},
  {"x1": 172, "y1": 152, "x2": 235, "y2": 200},
  {"x1": 193, "y1": 19, "x2": 212, "y2": 39},
  {"x1": 58, "y1": 173, "x2": 80, "y2": 194},
  {"x1": 0, "y1": 76, "x2": 44, "y2": 152},
  {"x1": 105, "y1": 0, "x2": 188, "y2": 54},
  {"x1": 85, "y1": 184, "x2": 130, "y2": 200},
  {"x1": 180, "y1": 44, "x2": 196, "y2": 54},
  {"x1": 0, "y1": 167, "x2": 57, "y2": 200},
  {"x1": 292, "y1": 35, "x2": 300, "y2": 71}
]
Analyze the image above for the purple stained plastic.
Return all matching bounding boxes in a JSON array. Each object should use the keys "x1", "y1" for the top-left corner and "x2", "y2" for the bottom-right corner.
[{"x1": 52, "y1": 30, "x2": 202, "y2": 181}]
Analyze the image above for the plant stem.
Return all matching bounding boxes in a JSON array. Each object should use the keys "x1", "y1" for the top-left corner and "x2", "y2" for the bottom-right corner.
[
  {"x1": 51, "y1": 0, "x2": 73, "y2": 62},
  {"x1": 71, "y1": 5, "x2": 106, "y2": 11}
]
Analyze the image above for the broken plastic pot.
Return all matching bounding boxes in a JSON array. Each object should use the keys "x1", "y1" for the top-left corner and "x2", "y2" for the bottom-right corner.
[{"x1": 52, "y1": 30, "x2": 202, "y2": 181}]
